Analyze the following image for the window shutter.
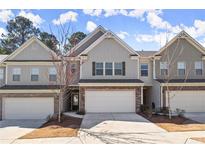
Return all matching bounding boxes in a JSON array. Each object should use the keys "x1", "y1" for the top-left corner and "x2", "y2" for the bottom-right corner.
[
  {"x1": 92, "y1": 62, "x2": 96, "y2": 76},
  {"x1": 122, "y1": 61, "x2": 126, "y2": 76}
]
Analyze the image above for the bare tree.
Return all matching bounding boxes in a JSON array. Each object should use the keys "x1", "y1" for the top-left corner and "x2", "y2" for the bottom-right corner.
[
  {"x1": 47, "y1": 21, "x2": 80, "y2": 122},
  {"x1": 160, "y1": 31, "x2": 192, "y2": 119}
]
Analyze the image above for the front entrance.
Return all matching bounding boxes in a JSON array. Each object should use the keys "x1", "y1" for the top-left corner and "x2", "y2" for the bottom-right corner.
[{"x1": 71, "y1": 93, "x2": 79, "y2": 111}]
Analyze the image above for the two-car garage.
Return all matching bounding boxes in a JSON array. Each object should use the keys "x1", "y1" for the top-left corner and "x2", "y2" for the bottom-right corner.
[
  {"x1": 2, "y1": 97, "x2": 54, "y2": 120},
  {"x1": 84, "y1": 90, "x2": 136, "y2": 113},
  {"x1": 167, "y1": 91, "x2": 205, "y2": 112}
]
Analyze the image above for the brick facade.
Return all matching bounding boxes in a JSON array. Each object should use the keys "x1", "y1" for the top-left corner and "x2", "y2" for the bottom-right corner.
[
  {"x1": 162, "y1": 86, "x2": 205, "y2": 107},
  {"x1": 79, "y1": 86, "x2": 142, "y2": 113},
  {"x1": 0, "y1": 93, "x2": 59, "y2": 120}
]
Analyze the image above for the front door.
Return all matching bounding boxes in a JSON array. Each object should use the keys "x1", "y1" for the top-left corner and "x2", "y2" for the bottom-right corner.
[{"x1": 71, "y1": 94, "x2": 79, "y2": 111}]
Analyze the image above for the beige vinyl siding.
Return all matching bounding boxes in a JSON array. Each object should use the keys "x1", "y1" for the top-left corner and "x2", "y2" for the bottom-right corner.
[
  {"x1": 7, "y1": 65, "x2": 59, "y2": 85},
  {"x1": 155, "y1": 39, "x2": 205, "y2": 79},
  {"x1": 81, "y1": 38, "x2": 139, "y2": 79},
  {"x1": 0, "y1": 67, "x2": 6, "y2": 87},
  {"x1": 12, "y1": 41, "x2": 54, "y2": 60}
]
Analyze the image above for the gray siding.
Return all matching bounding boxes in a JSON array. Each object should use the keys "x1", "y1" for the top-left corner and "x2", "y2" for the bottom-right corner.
[
  {"x1": 7, "y1": 65, "x2": 59, "y2": 85},
  {"x1": 81, "y1": 38, "x2": 139, "y2": 79},
  {"x1": 155, "y1": 39, "x2": 205, "y2": 79},
  {"x1": 0, "y1": 67, "x2": 5, "y2": 87},
  {"x1": 12, "y1": 41, "x2": 54, "y2": 60}
]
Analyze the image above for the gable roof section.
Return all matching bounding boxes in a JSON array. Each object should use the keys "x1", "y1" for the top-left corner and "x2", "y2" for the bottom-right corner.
[
  {"x1": 5, "y1": 36, "x2": 58, "y2": 61},
  {"x1": 155, "y1": 30, "x2": 205, "y2": 56},
  {"x1": 67, "y1": 25, "x2": 106, "y2": 57},
  {"x1": 78, "y1": 30, "x2": 139, "y2": 56}
]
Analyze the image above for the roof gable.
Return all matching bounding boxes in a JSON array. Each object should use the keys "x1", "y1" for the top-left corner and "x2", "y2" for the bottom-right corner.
[
  {"x1": 79, "y1": 31, "x2": 139, "y2": 56},
  {"x1": 68, "y1": 25, "x2": 106, "y2": 57},
  {"x1": 155, "y1": 30, "x2": 205, "y2": 56},
  {"x1": 6, "y1": 37, "x2": 58, "y2": 61}
]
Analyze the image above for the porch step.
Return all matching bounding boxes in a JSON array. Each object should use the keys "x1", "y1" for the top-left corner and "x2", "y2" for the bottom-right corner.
[{"x1": 63, "y1": 112, "x2": 84, "y2": 119}]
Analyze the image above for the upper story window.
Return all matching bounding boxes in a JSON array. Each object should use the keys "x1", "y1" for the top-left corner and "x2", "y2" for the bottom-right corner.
[
  {"x1": 140, "y1": 64, "x2": 148, "y2": 77},
  {"x1": 105, "y1": 62, "x2": 113, "y2": 75},
  {"x1": 114, "y1": 62, "x2": 123, "y2": 75},
  {"x1": 49, "y1": 67, "x2": 57, "y2": 81},
  {"x1": 177, "y1": 62, "x2": 186, "y2": 76},
  {"x1": 160, "y1": 62, "x2": 168, "y2": 76},
  {"x1": 12, "y1": 68, "x2": 21, "y2": 81},
  {"x1": 95, "y1": 62, "x2": 103, "y2": 75},
  {"x1": 31, "y1": 68, "x2": 39, "y2": 81},
  {"x1": 71, "y1": 63, "x2": 76, "y2": 73},
  {"x1": 195, "y1": 61, "x2": 203, "y2": 75},
  {"x1": 0, "y1": 68, "x2": 3, "y2": 80}
]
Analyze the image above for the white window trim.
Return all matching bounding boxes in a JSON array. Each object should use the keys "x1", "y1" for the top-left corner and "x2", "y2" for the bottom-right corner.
[
  {"x1": 177, "y1": 62, "x2": 186, "y2": 76},
  {"x1": 95, "y1": 62, "x2": 104, "y2": 76},
  {"x1": 49, "y1": 67, "x2": 57, "y2": 75},
  {"x1": 114, "y1": 62, "x2": 123, "y2": 76},
  {"x1": 12, "y1": 67, "x2": 21, "y2": 81},
  {"x1": 0, "y1": 68, "x2": 4, "y2": 80},
  {"x1": 105, "y1": 62, "x2": 113, "y2": 76},
  {"x1": 140, "y1": 63, "x2": 149, "y2": 77},
  {"x1": 195, "y1": 61, "x2": 203, "y2": 75}
]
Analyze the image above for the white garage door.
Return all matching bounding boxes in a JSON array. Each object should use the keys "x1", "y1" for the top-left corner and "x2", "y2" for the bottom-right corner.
[
  {"x1": 85, "y1": 90, "x2": 135, "y2": 112},
  {"x1": 3, "y1": 97, "x2": 54, "y2": 119},
  {"x1": 167, "y1": 91, "x2": 205, "y2": 112}
]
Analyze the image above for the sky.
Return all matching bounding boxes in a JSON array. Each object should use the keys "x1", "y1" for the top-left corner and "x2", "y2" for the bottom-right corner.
[{"x1": 0, "y1": 9, "x2": 205, "y2": 51}]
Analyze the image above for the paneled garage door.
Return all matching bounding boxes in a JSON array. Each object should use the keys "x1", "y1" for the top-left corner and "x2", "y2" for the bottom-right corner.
[
  {"x1": 3, "y1": 97, "x2": 54, "y2": 119},
  {"x1": 167, "y1": 91, "x2": 205, "y2": 112},
  {"x1": 85, "y1": 90, "x2": 135, "y2": 112}
]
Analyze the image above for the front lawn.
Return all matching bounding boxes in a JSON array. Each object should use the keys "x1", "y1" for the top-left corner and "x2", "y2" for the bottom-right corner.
[
  {"x1": 140, "y1": 113, "x2": 205, "y2": 132},
  {"x1": 20, "y1": 115, "x2": 82, "y2": 139}
]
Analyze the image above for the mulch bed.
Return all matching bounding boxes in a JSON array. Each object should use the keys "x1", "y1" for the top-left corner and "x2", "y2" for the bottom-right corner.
[
  {"x1": 139, "y1": 113, "x2": 205, "y2": 132},
  {"x1": 20, "y1": 115, "x2": 82, "y2": 139}
]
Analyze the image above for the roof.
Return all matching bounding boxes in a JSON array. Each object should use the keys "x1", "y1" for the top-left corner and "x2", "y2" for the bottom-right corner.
[
  {"x1": 0, "y1": 54, "x2": 9, "y2": 62},
  {"x1": 79, "y1": 31, "x2": 139, "y2": 56},
  {"x1": 155, "y1": 30, "x2": 205, "y2": 56},
  {"x1": 0, "y1": 85, "x2": 61, "y2": 90},
  {"x1": 156, "y1": 79, "x2": 205, "y2": 83},
  {"x1": 79, "y1": 79, "x2": 143, "y2": 83},
  {"x1": 5, "y1": 36, "x2": 59, "y2": 62},
  {"x1": 137, "y1": 51, "x2": 158, "y2": 57}
]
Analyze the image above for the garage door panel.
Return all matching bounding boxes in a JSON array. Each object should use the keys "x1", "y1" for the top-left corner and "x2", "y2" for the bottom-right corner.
[
  {"x1": 167, "y1": 91, "x2": 205, "y2": 112},
  {"x1": 3, "y1": 97, "x2": 54, "y2": 119},
  {"x1": 85, "y1": 90, "x2": 135, "y2": 113}
]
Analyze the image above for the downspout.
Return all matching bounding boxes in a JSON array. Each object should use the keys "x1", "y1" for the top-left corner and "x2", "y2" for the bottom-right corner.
[{"x1": 141, "y1": 86, "x2": 143, "y2": 105}]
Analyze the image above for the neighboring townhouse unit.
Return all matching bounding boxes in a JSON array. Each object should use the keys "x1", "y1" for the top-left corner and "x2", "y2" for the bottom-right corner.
[
  {"x1": 0, "y1": 37, "x2": 60, "y2": 120},
  {"x1": 0, "y1": 25, "x2": 205, "y2": 120}
]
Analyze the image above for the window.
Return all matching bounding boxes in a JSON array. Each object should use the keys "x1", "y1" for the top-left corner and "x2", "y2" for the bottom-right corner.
[
  {"x1": 114, "y1": 62, "x2": 123, "y2": 75},
  {"x1": 195, "y1": 61, "x2": 203, "y2": 75},
  {"x1": 71, "y1": 63, "x2": 76, "y2": 73},
  {"x1": 0, "y1": 68, "x2": 3, "y2": 80},
  {"x1": 160, "y1": 62, "x2": 168, "y2": 75},
  {"x1": 31, "y1": 68, "x2": 39, "y2": 81},
  {"x1": 12, "y1": 68, "x2": 21, "y2": 81},
  {"x1": 95, "y1": 62, "x2": 103, "y2": 75},
  {"x1": 49, "y1": 67, "x2": 57, "y2": 81},
  {"x1": 177, "y1": 62, "x2": 186, "y2": 76},
  {"x1": 105, "y1": 62, "x2": 113, "y2": 75},
  {"x1": 140, "y1": 64, "x2": 148, "y2": 76}
]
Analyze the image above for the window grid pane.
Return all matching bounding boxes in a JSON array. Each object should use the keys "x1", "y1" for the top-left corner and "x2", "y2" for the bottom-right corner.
[
  {"x1": 114, "y1": 62, "x2": 122, "y2": 75},
  {"x1": 95, "y1": 62, "x2": 103, "y2": 75},
  {"x1": 141, "y1": 64, "x2": 148, "y2": 77},
  {"x1": 31, "y1": 75, "x2": 39, "y2": 81},
  {"x1": 49, "y1": 74, "x2": 57, "y2": 81},
  {"x1": 105, "y1": 62, "x2": 112, "y2": 75},
  {"x1": 0, "y1": 69, "x2": 3, "y2": 80}
]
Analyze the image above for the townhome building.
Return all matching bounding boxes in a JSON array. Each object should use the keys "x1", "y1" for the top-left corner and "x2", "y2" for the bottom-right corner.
[{"x1": 0, "y1": 25, "x2": 205, "y2": 120}]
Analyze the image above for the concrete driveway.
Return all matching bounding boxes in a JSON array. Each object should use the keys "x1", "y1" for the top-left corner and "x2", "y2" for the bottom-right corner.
[
  {"x1": 184, "y1": 113, "x2": 205, "y2": 123},
  {"x1": 0, "y1": 120, "x2": 46, "y2": 144},
  {"x1": 79, "y1": 113, "x2": 169, "y2": 144}
]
